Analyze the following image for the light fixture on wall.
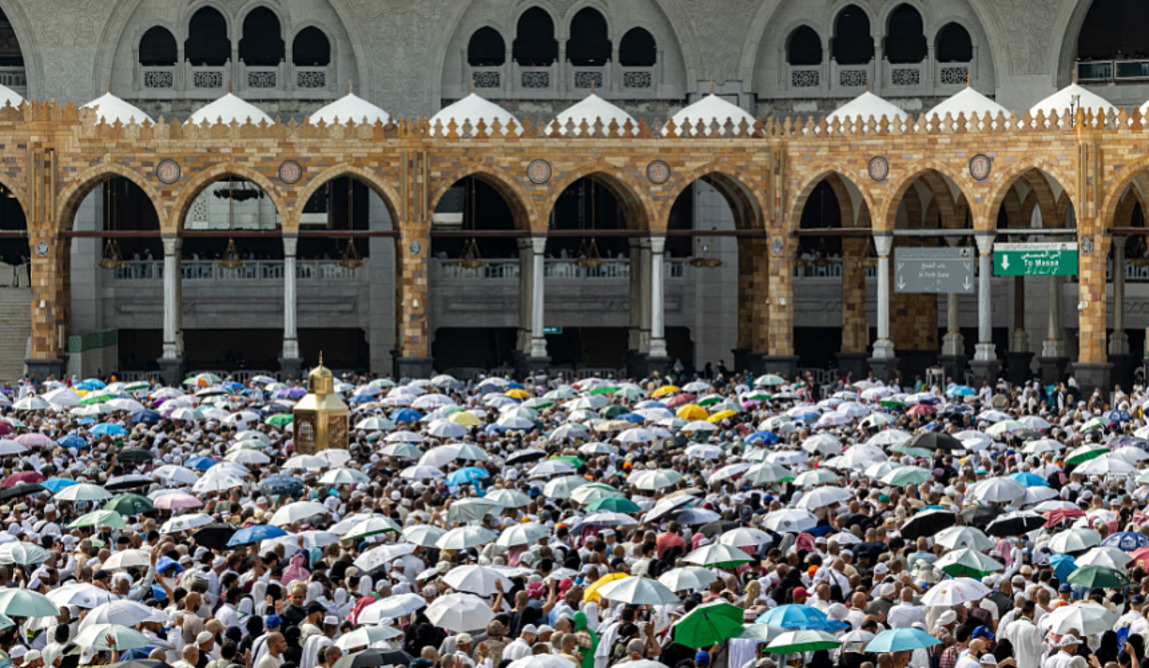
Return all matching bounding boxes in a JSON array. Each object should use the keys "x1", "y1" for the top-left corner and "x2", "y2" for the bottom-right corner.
[
  {"x1": 217, "y1": 178, "x2": 245, "y2": 270},
  {"x1": 575, "y1": 180, "x2": 605, "y2": 269},
  {"x1": 337, "y1": 179, "x2": 365, "y2": 270},
  {"x1": 457, "y1": 177, "x2": 484, "y2": 269},
  {"x1": 97, "y1": 180, "x2": 124, "y2": 269}
]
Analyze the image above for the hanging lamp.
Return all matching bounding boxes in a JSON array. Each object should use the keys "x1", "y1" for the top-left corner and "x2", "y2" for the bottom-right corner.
[
  {"x1": 337, "y1": 179, "x2": 365, "y2": 269},
  {"x1": 98, "y1": 179, "x2": 124, "y2": 269},
  {"x1": 217, "y1": 178, "x2": 245, "y2": 269},
  {"x1": 575, "y1": 180, "x2": 605, "y2": 269},
  {"x1": 457, "y1": 177, "x2": 485, "y2": 269},
  {"x1": 689, "y1": 180, "x2": 723, "y2": 268}
]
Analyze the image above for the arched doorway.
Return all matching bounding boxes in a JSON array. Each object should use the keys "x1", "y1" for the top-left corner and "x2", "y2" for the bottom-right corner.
[{"x1": 0, "y1": 180, "x2": 27, "y2": 380}]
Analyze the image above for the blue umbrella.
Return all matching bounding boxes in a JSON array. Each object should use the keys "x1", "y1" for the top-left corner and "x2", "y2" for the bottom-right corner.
[
  {"x1": 1010, "y1": 472, "x2": 1049, "y2": 488},
  {"x1": 446, "y1": 467, "x2": 490, "y2": 487},
  {"x1": 227, "y1": 524, "x2": 288, "y2": 547},
  {"x1": 77, "y1": 379, "x2": 106, "y2": 391},
  {"x1": 505, "y1": 382, "x2": 526, "y2": 390},
  {"x1": 260, "y1": 474, "x2": 304, "y2": 496},
  {"x1": 130, "y1": 409, "x2": 161, "y2": 425},
  {"x1": 617, "y1": 413, "x2": 645, "y2": 423},
  {"x1": 222, "y1": 382, "x2": 244, "y2": 392},
  {"x1": 756, "y1": 604, "x2": 836, "y2": 630},
  {"x1": 747, "y1": 431, "x2": 779, "y2": 445},
  {"x1": 40, "y1": 478, "x2": 79, "y2": 493},
  {"x1": 865, "y1": 628, "x2": 941, "y2": 653},
  {"x1": 389, "y1": 408, "x2": 423, "y2": 423},
  {"x1": 185, "y1": 456, "x2": 218, "y2": 471},
  {"x1": 1102, "y1": 531, "x2": 1149, "y2": 552},
  {"x1": 57, "y1": 434, "x2": 88, "y2": 449},
  {"x1": 90, "y1": 423, "x2": 128, "y2": 436},
  {"x1": 1050, "y1": 554, "x2": 1078, "y2": 582},
  {"x1": 349, "y1": 395, "x2": 374, "y2": 405},
  {"x1": 474, "y1": 383, "x2": 503, "y2": 396},
  {"x1": 946, "y1": 385, "x2": 976, "y2": 397},
  {"x1": 1105, "y1": 410, "x2": 1133, "y2": 423},
  {"x1": 76, "y1": 417, "x2": 95, "y2": 425}
]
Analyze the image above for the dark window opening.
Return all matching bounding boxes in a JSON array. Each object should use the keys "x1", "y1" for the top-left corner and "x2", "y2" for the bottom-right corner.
[
  {"x1": 798, "y1": 181, "x2": 843, "y2": 257},
  {"x1": 548, "y1": 177, "x2": 627, "y2": 259},
  {"x1": 292, "y1": 27, "x2": 330, "y2": 67},
  {"x1": 567, "y1": 8, "x2": 611, "y2": 66},
  {"x1": 513, "y1": 8, "x2": 557, "y2": 66},
  {"x1": 885, "y1": 4, "x2": 926, "y2": 64},
  {"x1": 0, "y1": 8, "x2": 22, "y2": 68},
  {"x1": 1077, "y1": 0, "x2": 1149, "y2": 60},
  {"x1": 431, "y1": 177, "x2": 518, "y2": 260},
  {"x1": 185, "y1": 7, "x2": 230, "y2": 67},
  {"x1": 787, "y1": 26, "x2": 823, "y2": 65},
  {"x1": 139, "y1": 26, "x2": 178, "y2": 67},
  {"x1": 619, "y1": 28, "x2": 656, "y2": 67},
  {"x1": 936, "y1": 23, "x2": 973, "y2": 62},
  {"x1": 832, "y1": 5, "x2": 874, "y2": 65},
  {"x1": 239, "y1": 8, "x2": 284, "y2": 66},
  {"x1": 468, "y1": 27, "x2": 506, "y2": 67}
]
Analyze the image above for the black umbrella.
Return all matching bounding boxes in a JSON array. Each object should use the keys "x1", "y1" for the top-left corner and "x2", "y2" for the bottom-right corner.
[
  {"x1": 985, "y1": 511, "x2": 1045, "y2": 537},
  {"x1": 192, "y1": 524, "x2": 237, "y2": 551},
  {"x1": 959, "y1": 505, "x2": 1004, "y2": 529},
  {"x1": 905, "y1": 432, "x2": 962, "y2": 452},
  {"x1": 104, "y1": 474, "x2": 155, "y2": 492},
  {"x1": 117, "y1": 448, "x2": 154, "y2": 463},
  {"x1": 0, "y1": 482, "x2": 45, "y2": 501},
  {"x1": 1014, "y1": 429, "x2": 1043, "y2": 442},
  {"x1": 698, "y1": 519, "x2": 741, "y2": 538},
  {"x1": 505, "y1": 449, "x2": 547, "y2": 466},
  {"x1": 333, "y1": 649, "x2": 415, "y2": 668},
  {"x1": 900, "y1": 509, "x2": 956, "y2": 541}
]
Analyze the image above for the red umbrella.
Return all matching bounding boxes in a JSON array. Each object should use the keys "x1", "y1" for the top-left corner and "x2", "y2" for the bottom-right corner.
[
  {"x1": 665, "y1": 393, "x2": 698, "y2": 409},
  {"x1": 1131, "y1": 547, "x2": 1149, "y2": 570},
  {"x1": 1043, "y1": 507, "x2": 1085, "y2": 528},
  {"x1": 907, "y1": 404, "x2": 936, "y2": 416},
  {"x1": 0, "y1": 421, "x2": 14, "y2": 436},
  {"x1": 2, "y1": 471, "x2": 44, "y2": 487}
]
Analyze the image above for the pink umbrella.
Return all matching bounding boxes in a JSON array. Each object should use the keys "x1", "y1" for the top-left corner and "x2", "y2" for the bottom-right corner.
[
  {"x1": 15, "y1": 433, "x2": 54, "y2": 447},
  {"x1": 2, "y1": 471, "x2": 44, "y2": 487},
  {"x1": 0, "y1": 421, "x2": 14, "y2": 436},
  {"x1": 153, "y1": 492, "x2": 203, "y2": 510}
]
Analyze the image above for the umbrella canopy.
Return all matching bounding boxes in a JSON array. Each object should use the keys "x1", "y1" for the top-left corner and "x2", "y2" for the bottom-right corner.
[
  {"x1": 596, "y1": 576, "x2": 680, "y2": 605},
  {"x1": 764, "y1": 630, "x2": 842, "y2": 654},
  {"x1": 1066, "y1": 565, "x2": 1131, "y2": 589},
  {"x1": 0, "y1": 589, "x2": 59, "y2": 617},
  {"x1": 865, "y1": 628, "x2": 941, "y2": 653},
  {"x1": 425, "y1": 593, "x2": 494, "y2": 631},
  {"x1": 672, "y1": 602, "x2": 745, "y2": 648}
]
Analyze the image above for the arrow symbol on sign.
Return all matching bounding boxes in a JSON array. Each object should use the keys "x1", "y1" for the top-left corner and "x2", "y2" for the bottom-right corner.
[
  {"x1": 896, "y1": 276, "x2": 906, "y2": 290},
  {"x1": 963, "y1": 275, "x2": 972, "y2": 290},
  {"x1": 897, "y1": 263, "x2": 904, "y2": 271},
  {"x1": 1000, "y1": 255, "x2": 1010, "y2": 271}
]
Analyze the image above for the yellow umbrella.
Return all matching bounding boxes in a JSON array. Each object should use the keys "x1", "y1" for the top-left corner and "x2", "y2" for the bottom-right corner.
[
  {"x1": 583, "y1": 572, "x2": 630, "y2": 602},
  {"x1": 596, "y1": 420, "x2": 635, "y2": 432},
  {"x1": 708, "y1": 410, "x2": 737, "y2": 423},
  {"x1": 676, "y1": 404, "x2": 708, "y2": 421},
  {"x1": 651, "y1": 385, "x2": 680, "y2": 399},
  {"x1": 449, "y1": 412, "x2": 482, "y2": 427},
  {"x1": 505, "y1": 389, "x2": 530, "y2": 399}
]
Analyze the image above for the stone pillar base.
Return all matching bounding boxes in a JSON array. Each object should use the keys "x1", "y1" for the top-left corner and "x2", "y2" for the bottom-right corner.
[
  {"x1": 760, "y1": 355, "x2": 800, "y2": 379},
  {"x1": 938, "y1": 355, "x2": 967, "y2": 383},
  {"x1": 835, "y1": 353, "x2": 868, "y2": 383},
  {"x1": 24, "y1": 357, "x2": 65, "y2": 382},
  {"x1": 515, "y1": 356, "x2": 550, "y2": 377},
  {"x1": 969, "y1": 359, "x2": 1001, "y2": 386},
  {"x1": 1108, "y1": 354, "x2": 1137, "y2": 393},
  {"x1": 1072, "y1": 362, "x2": 1113, "y2": 399},
  {"x1": 157, "y1": 357, "x2": 185, "y2": 387},
  {"x1": 867, "y1": 356, "x2": 899, "y2": 383},
  {"x1": 279, "y1": 357, "x2": 304, "y2": 381},
  {"x1": 625, "y1": 351, "x2": 647, "y2": 379},
  {"x1": 1037, "y1": 356, "x2": 1069, "y2": 385},
  {"x1": 898, "y1": 350, "x2": 936, "y2": 386},
  {"x1": 395, "y1": 357, "x2": 434, "y2": 380},
  {"x1": 1004, "y1": 351, "x2": 1035, "y2": 386},
  {"x1": 731, "y1": 348, "x2": 750, "y2": 375}
]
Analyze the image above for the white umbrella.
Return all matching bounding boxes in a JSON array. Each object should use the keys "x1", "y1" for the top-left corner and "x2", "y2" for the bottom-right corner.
[
  {"x1": 507, "y1": 657, "x2": 576, "y2": 668},
  {"x1": 357, "y1": 594, "x2": 427, "y2": 624},
  {"x1": 495, "y1": 522, "x2": 550, "y2": 548},
  {"x1": 1039, "y1": 602, "x2": 1119, "y2": 635},
  {"x1": 1077, "y1": 546, "x2": 1134, "y2": 570},
  {"x1": 970, "y1": 477, "x2": 1026, "y2": 504},
  {"x1": 74, "y1": 623, "x2": 149, "y2": 650},
  {"x1": 283, "y1": 455, "x2": 328, "y2": 471},
  {"x1": 657, "y1": 567, "x2": 718, "y2": 592},
  {"x1": 436, "y1": 526, "x2": 498, "y2": 550},
  {"x1": 443, "y1": 565, "x2": 513, "y2": 597},
  {"x1": 920, "y1": 578, "x2": 991, "y2": 607},
  {"x1": 159, "y1": 513, "x2": 214, "y2": 534},
  {"x1": 334, "y1": 625, "x2": 403, "y2": 650},
  {"x1": 0, "y1": 542, "x2": 50, "y2": 566},
  {"x1": 484, "y1": 488, "x2": 532, "y2": 509},
  {"x1": 153, "y1": 465, "x2": 200, "y2": 486},
  {"x1": 78, "y1": 600, "x2": 163, "y2": 630},
  {"x1": 102, "y1": 550, "x2": 151, "y2": 570},
  {"x1": 802, "y1": 434, "x2": 842, "y2": 455},
  {"x1": 934, "y1": 526, "x2": 994, "y2": 551},
  {"x1": 683, "y1": 544, "x2": 753, "y2": 567},
  {"x1": 796, "y1": 486, "x2": 853, "y2": 510},
  {"x1": 269, "y1": 501, "x2": 330, "y2": 527},
  {"x1": 319, "y1": 468, "x2": 370, "y2": 485},
  {"x1": 46, "y1": 583, "x2": 116, "y2": 609},
  {"x1": 596, "y1": 576, "x2": 679, "y2": 605},
  {"x1": 425, "y1": 592, "x2": 494, "y2": 631},
  {"x1": 935, "y1": 549, "x2": 1004, "y2": 575},
  {"x1": 1075, "y1": 453, "x2": 1137, "y2": 477},
  {"x1": 530, "y1": 460, "x2": 576, "y2": 477},
  {"x1": 1047, "y1": 528, "x2": 1101, "y2": 553},
  {"x1": 718, "y1": 527, "x2": 772, "y2": 548},
  {"x1": 399, "y1": 465, "x2": 444, "y2": 481},
  {"x1": 54, "y1": 483, "x2": 113, "y2": 503},
  {"x1": 543, "y1": 475, "x2": 589, "y2": 499},
  {"x1": 341, "y1": 516, "x2": 402, "y2": 540},
  {"x1": 427, "y1": 420, "x2": 468, "y2": 439},
  {"x1": 353, "y1": 543, "x2": 417, "y2": 573},
  {"x1": 763, "y1": 509, "x2": 817, "y2": 533},
  {"x1": 402, "y1": 525, "x2": 447, "y2": 547},
  {"x1": 631, "y1": 469, "x2": 684, "y2": 491}
]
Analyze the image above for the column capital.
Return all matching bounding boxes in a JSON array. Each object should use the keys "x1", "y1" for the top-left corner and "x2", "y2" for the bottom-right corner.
[
  {"x1": 282, "y1": 235, "x2": 298, "y2": 257},
  {"x1": 517, "y1": 237, "x2": 534, "y2": 250},
  {"x1": 1112, "y1": 235, "x2": 1128, "y2": 250},
  {"x1": 650, "y1": 235, "x2": 666, "y2": 254},
  {"x1": 872, "y1": 232, "x2": 893, "y2": 257},
  {"x1": 161, "y1": 235, "x2": 181, "y2": 256},
  {"x1": 530, "y1": 235, "x2": 546, "y2": 255},
  {"x1": 974, "y1": 231, "x2": 995, "y2": 255}
]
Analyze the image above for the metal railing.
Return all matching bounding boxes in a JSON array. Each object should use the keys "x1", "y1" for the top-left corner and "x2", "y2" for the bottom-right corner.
[
  {"x1": 111, "y1": 260, "x2": 362, "y2": 281},
  {"x1": 435, "y1": 259, "x2": 686, "y2": 281},
  {"x1": 1077, "y1": 59, "x2": 1149, "y2": 83}
]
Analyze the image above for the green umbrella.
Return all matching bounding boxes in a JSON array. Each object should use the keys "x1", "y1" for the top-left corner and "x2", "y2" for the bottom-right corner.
[
  {"x1": 935, "y1": 548, "x2": 1004, "y2": 578},
  {"x1": 522, "y1": 398, "x2": 554, "y2": 410},
  {"x1": 0, "y1": 590, "x2": 58, "y2": 618},
  {"x1": 880, "y1": 399, "x2": 907, "y2": 409},
  {"x1": 103, "y1": 494, "x2": 154, "y2": 516},
  {"x1": 551, "y1": 455, "x2": 587, "y2": 469},
  {"x1": 79, "y1": 393, "x2": 115, "y2": 406},
  {"x1": 1067, "y1": 565, "x2": 1131, "y2": 589},
  {"x1": 755, "y1": 374, "x2": 786, "y2": 387},
  {"x1": 764, "y1": 630, "x2": 843, "y2": 654},
  {"x1": 697, "y1": 395, "x2": 724, "y2": 407},
  {"x1": 600, "y1": 405, "x2": 628, "y2": 418},
  {"x1": 585, "y1": 496, "x2": 641, "y2": 513},
  {"x1": 122, "y1": 382, "x2": 150, "y2": 392},
  {"x1": 744, "y1": 391, "x2": 772, "y2": 402},
  {"x1": 67, "y1": 510, "x2": 127, "y2": 530},
  {"x1": 1066, "y1": 444, "x2": 1108, "y2": 466},
  {"x1": 265, "y1": 414, "x2": 294, "y2": 427},
  {"x1": 672, "y1": 602, "x2": 744, "y2": 649},
  {"x1": 880, "y1": 466, "x2": 933, "y2": 486},
  {"x1": 589, "y1": 387, "x2": 620, "y2": 396}
]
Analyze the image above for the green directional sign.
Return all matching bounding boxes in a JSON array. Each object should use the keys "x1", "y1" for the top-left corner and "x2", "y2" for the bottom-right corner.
[
  {"x1": 543, "y1": 326, "x2": 563, "y2": 335},
  {"x1": 993, "y1": 242, "x2": 1078, "y2": 276}
]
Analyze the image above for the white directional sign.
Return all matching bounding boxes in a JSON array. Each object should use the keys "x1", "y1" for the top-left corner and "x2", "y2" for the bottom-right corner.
[{"x1": 894, "y1": 247, "x2": 975, "y2": 294}]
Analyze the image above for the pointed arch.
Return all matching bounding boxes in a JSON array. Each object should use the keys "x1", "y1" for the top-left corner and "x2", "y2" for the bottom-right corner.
[
  {"x1": 56, "y1": 164, "x2": 165, "y2": 235},
  {"x1": 787, "y1": 169, "x2": 877, "y2": 234},
  {"x1": 170, "y1": 164, "x2": 287, "y2": 234},
  {"x1": 878, "y1": 162, "x2": 970, "y2": 232},
  {"x1": 289, "y1": 164, "x2": 402, "y2": 235},
  {"x1": 544, "y1": 164, "x2": 655, "y2": 233},
  {"x1": 429, "y1": 166, "x2": 537, "y2": 233},
  {"x1": 657, "y1": 164, "x2": 766, "y2": 232}
]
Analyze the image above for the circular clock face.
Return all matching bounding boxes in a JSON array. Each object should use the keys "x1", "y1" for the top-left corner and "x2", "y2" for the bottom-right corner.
[
  {"x1": 868, "y1": 156, "x2": 889, "y2": 182},
  {"x1": 408, "y1": 240, "x2": 423, "y2": 256},
  {"x1": 526, "y1": 160, "x2": 551, "y2": 185}
]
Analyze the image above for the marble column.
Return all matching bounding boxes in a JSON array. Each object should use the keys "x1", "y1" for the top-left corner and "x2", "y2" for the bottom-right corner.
[
  {"x1": 280, "y1": 236, "x2": 303, "y2": 378},
  {"x1": 940, "y1": 236, "x2": 967, "y2": 380},
  {"x1": 648, "y1": 235, "x2": 669, "y2": 360},
  {"x1": 158, "y1": 236, "x2": 184, "y2": 385},
  {"x1": 970, "y1": 231, "x2": 1000, "y2": 382},
  {"x1": 1039, "y1": 275, "x2": 1069, "y2": 383},
  {"x1": 517, "y1": 238, "x2": 533, "y2": 355},
  {"x1": 528, "y1": 236, "x2": 548, "y2": 361},
  {"x1": 868, "y1": 233, "x2": 897, "y2": 380},
  {"x1": 1109, "y1": 236, "x2": 1134, "y2": 390},
  {"x1": 627, "y1": 239, "x2": 641, "y2": 350}
]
